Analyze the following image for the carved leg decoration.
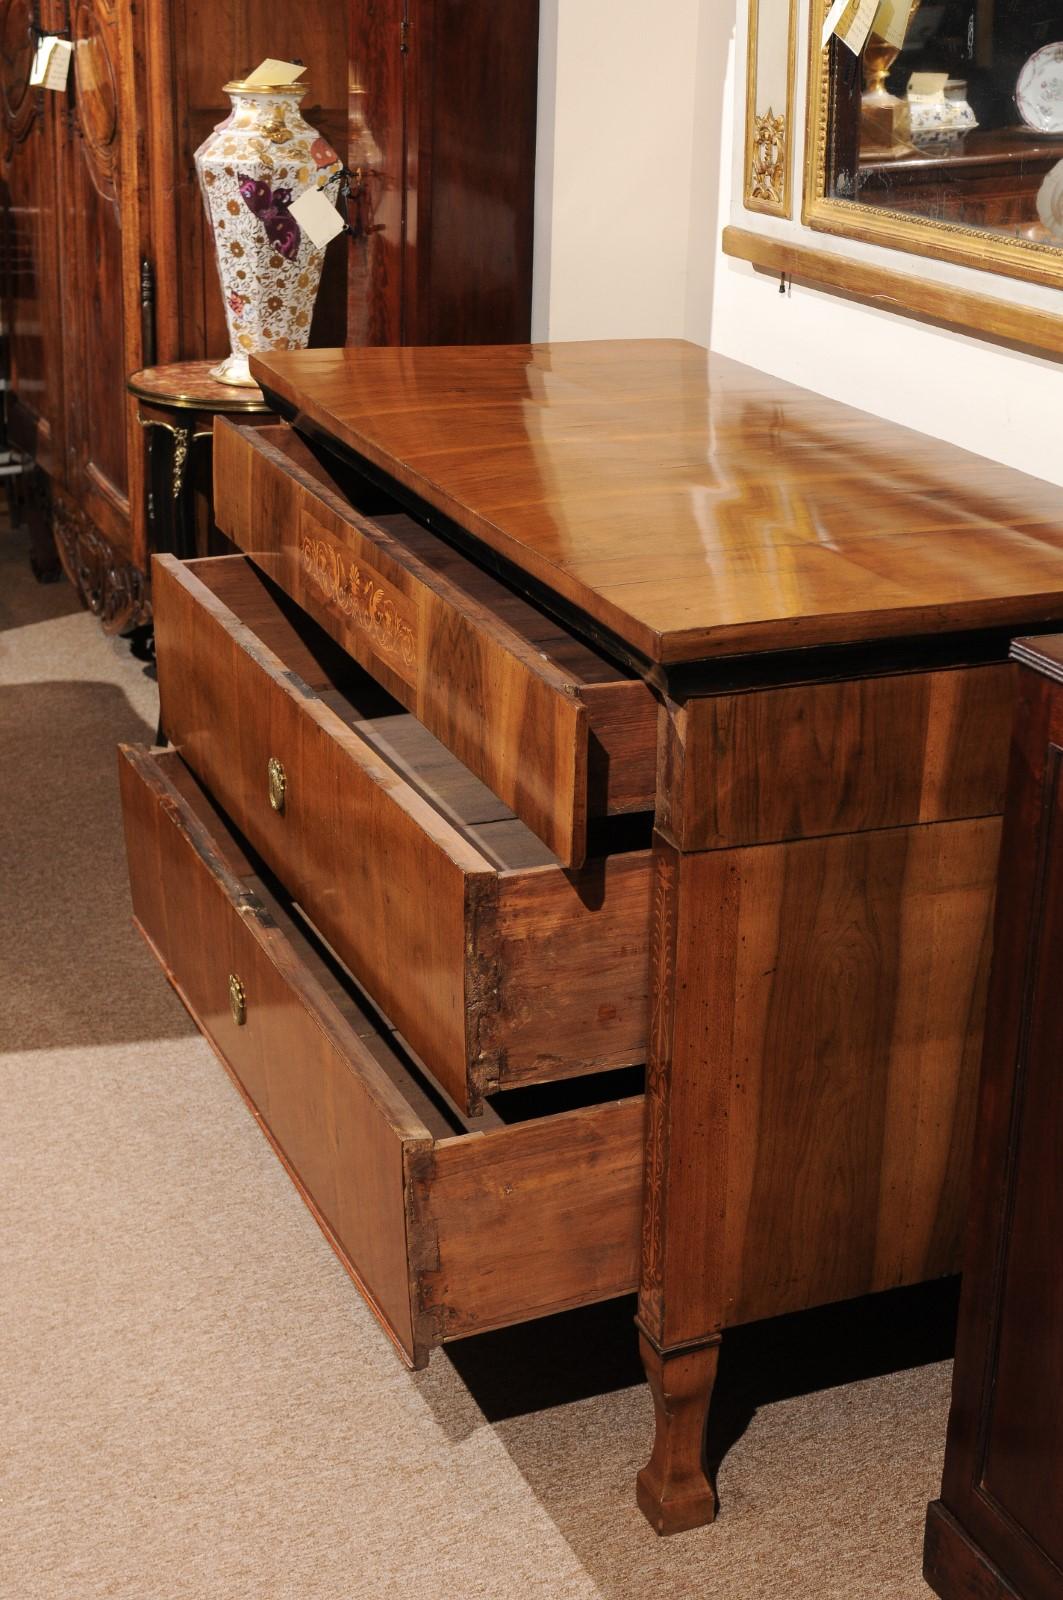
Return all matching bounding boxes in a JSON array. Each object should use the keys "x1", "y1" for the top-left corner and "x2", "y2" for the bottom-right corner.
[
  {"x1": 52, "y1": 496, "x2": 151, "y2": 634},
  {"x1": 636, "y1": 1333, "x2": 720, "y2": 1535}
]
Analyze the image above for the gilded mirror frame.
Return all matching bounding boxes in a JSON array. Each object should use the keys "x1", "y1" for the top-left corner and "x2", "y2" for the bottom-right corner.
[{"x1": 802, "y1": 0, "x2": 1063, "y2": 293}]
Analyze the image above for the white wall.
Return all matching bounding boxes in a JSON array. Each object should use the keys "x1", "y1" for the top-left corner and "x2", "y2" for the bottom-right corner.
[
  {"x1": 532, "y1": 0, "x2": 724, "y2": 342},
  {"x1": 533, "y1": 0, "x2": 1063, "y2": 489}
]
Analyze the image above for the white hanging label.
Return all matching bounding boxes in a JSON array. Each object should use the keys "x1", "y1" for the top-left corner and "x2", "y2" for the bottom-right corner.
[
  {"x1": 29, "y1": 36, "x2": 73, "y2": 91},
  {"x1": 289, "y1": 186, "x2": 346, "y2": 249}
]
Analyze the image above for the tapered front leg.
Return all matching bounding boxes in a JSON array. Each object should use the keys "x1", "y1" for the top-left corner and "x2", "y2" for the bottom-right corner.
[
  {"x1": 636, "y1": 1332, "x2": 720, "y2": 1534},
  {"x1": 636, "y1": 825, "x2": 732, "y2": 1534}
]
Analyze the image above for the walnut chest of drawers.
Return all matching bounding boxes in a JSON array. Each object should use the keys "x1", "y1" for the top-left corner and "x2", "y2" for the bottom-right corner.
[{"x1": 119, "y1": 339, "x2": 1063, "y2": 1536}]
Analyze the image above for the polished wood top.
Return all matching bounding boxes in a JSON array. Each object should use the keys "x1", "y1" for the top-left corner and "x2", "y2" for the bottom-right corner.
[{"x1": 250, "y1": 340, "x2": 1063, "y2": 666}]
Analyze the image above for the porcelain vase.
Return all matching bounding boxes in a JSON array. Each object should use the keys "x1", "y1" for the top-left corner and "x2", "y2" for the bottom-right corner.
[{"x1": 194, "y1": 81, "x2": 341, "y2": 387}]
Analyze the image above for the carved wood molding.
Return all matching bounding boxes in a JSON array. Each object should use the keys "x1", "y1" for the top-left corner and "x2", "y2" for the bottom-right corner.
[
  {"x1": 52, "y1": 495, "x2": 150, "y2": 633},
  {"x1": 70, "y1": 0, "x2": 120, "y2": 203},
  {"x1": 0, "y1": 0, "x2": 41, "y2": 144}
]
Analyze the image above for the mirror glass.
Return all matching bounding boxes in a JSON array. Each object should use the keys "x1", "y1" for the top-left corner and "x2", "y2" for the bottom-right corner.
[{"x1": 825, "y1": 2, "x2": 1063, "y2": 248}]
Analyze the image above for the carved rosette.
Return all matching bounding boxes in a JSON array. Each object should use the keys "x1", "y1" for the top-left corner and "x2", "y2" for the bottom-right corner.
[
  {"x1": 300, "y1": 533, "x2": 416, "y2": 667},
  {"x1": 52, "y1": 498, "x2": 151, "y2": 634},
  {"x1": 639, "y1": 850, "x2": 678, "y2": 1339},
  {"x1": 749, "y1": 108, "x2": 786, "y2": 207}
]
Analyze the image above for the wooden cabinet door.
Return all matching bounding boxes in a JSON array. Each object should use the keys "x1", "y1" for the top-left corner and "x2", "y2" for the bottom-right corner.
[
  {"x1": 0, "y1": 0, "x2": 65, "y2": 473},
  {"x1": 925, "y1": 655, "x2": 1063, "y2": 1600},
  {"x1": 347, "y1": 0, "x2": 405, "y2": 346},
  {"x1": 346, "y1": 0, "x2": 538, "y2": 347},
  {"x1": 57, "y1": 0, "x2": 147, "y2": 566}
]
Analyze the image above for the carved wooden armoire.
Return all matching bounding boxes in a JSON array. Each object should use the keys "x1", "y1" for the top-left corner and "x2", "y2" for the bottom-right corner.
[{"x1": 0, "y1": 0, "x2": 538, "y2": 628}]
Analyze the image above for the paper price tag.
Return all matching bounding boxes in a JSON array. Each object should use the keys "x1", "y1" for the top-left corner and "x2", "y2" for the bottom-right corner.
[
  {"x1": 289, "y1": 186, "x2": 346, "y2": 249},
  {"x1": 839, "y1": 0, "x2": 879, "y2": 55},
  {"x1": 244, "y1": 58, "x2": 306, "y2": 87},
  {"x1": 908, "y1": 70, "x2": 948, "y2": 99},
  {"x1": 29, "y1": 36, "x2": 73, "y2": 91},
  {"x1": 822, "y1": 0, "x2": 852, "y2": 48},
  {"x1": 871, "y1": 0, "x2": 916, "y2": 51}
]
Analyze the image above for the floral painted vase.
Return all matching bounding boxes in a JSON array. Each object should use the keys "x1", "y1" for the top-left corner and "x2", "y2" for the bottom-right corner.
[{"x1": 194, "y1": 81, "x2": 341, "y2": 386}]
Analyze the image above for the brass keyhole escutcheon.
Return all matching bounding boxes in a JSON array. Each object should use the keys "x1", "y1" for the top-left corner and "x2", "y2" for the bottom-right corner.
[
  {"x1": 267, "y1": 756, "x2": 287, "y2": 814},
  {"x1": 228, "y1": 973, "x2": 247, "y2": 1027}
]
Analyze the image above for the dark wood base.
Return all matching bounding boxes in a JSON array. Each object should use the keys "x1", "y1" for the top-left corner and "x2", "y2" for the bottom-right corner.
[
  {"x1": 924, "y1": 1503, "x2": 1023, "y2": 1600},
  {"x1": 53, "y1": 497, "x2": 151, "y2": 634},
  {"x1": 6, "y1": 462, "x2": 62, "y2": 582},
  {"x1": 635, "y1": 1332, "x2": 720, "y2": 1535}
]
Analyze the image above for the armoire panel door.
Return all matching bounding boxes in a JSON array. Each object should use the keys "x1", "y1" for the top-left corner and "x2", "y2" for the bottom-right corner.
[
  {"x1": 347, "y1": 0, "x2": 406, "y2": 346},
  {"x1": 0, "y1": 0, "x2": 65, "y2": 473},
  {"x1": 60, "y1": 0, "x2": 146, "y2": 561},
  {"x1": 345, "y1": 0, "x2": 538, "y2": 348}
]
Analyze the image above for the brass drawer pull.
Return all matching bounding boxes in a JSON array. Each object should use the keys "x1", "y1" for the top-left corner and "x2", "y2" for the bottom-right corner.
[
  {"x1": 267, "y1": 756, "x2": 287, "y2": 814},
  {"x1": 228, "y1": 973, "x2": 247, "y2": 1027}
]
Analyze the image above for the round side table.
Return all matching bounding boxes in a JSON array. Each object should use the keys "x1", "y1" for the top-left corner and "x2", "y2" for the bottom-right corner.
[{"x1": 127, "y1": 360, "x2": 272, "y2": 563}]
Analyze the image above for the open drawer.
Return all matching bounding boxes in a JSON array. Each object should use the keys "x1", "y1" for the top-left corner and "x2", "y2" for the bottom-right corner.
[
  {"x1": 118, "y1": 747, "x2": 644, "y2": 1369},
  {"x1": 212, "y1": 416, "x2": 658, "y2": 867},
  {"x1": 153, "y1": 554, "x2": 653, "y2": 1115}
]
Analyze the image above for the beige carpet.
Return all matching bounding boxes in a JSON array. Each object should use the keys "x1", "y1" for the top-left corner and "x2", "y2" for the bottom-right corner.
[{"x1": 0, "y1": 523, "x2": 949, "y2": 1599}]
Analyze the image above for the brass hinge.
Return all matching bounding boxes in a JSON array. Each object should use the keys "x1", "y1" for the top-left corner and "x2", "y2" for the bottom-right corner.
[{"x1": 400, "y1": 16, "x2": 410, "y2": 52}]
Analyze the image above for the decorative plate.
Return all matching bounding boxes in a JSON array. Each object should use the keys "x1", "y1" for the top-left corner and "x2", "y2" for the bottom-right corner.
[{"x1": 1016, "y1": 42, "x2": 1063, "y2": 134}]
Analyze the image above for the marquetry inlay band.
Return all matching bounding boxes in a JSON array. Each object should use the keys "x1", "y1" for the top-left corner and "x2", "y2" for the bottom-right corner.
[{"x1": 299, "y1": 515, "x2": 417, "y2": 673}]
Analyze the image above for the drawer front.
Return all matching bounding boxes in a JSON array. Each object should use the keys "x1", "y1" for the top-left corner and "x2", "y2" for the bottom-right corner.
[
  {"x1": 213, "y1": 417, "x2": 657, "y2": 867},
  {"x1": 661, "y1": 664, "x2": 1017, "y2": 851},
  {"x1": 153, "y1": 555, "x2": 652, "y2": 1114},
  {"x1": 118, "y1": 746, "x2": 643, "y2": 1368}
]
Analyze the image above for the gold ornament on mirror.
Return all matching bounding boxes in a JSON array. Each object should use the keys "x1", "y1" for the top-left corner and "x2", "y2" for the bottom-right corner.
[{"x1": 750, "y1": 109, "x2": 787, "y2": 205}]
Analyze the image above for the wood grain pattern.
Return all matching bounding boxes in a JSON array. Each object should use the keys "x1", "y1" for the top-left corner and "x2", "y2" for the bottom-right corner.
[
  {"x1": 346, "y1": 0, "x2": 538, "y2": 347},
  {"x1": 661, "y1": 665, "x2": 1015, "y2": 850},
  {"x1": 926, "y1": 656, "x2": 1063, "y2": 1600},
  {"x1": 213, "y1": 418, "x2": 658, "y2": 863},
  {"x1": 61, "y1": 0, "x2": 145, "y2": 567},
  {"x1": 723, "y1": 225, "x2": 1063, "y2": 362},
  {"x1": 636, "y1": 1337, "x2": 720, "y2": 1535},
  {"x1": 153, "y1": 554, "x2": 652, "y2": 1113},
  {"x1": 0, "y1": 0, "x2": 66, "y2": 485},
  {"x1": 118, "y1": 744, "x2": 644, "y2": 1368},
  {"x1": 490, "y1": 855, "x2": 653, "y2": 1086},
  {"x1": 924, "y1": 1504, "x2": 1023, "y2": 1600},
  {"x1": 717, "y1": 816, "x2": 996, "y2": 1325},
  {"x1": 248, "y1": 341, "x2": 1063, "y2": 667},
  {"x1": 420, "y1": 1098, "x2": 644, "y2": 1339},
  {"x1": 636, "y1": 805, "x2": 999, "y2": 1528}
]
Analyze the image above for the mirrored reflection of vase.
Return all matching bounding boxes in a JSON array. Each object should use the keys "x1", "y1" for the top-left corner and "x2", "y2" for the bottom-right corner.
[
  {"x1": 860, "y1": 0, "x2": 923, "y2": 157},
  {"x1": 194, "y1": 81, "x2": 341, "y2": 387}
]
